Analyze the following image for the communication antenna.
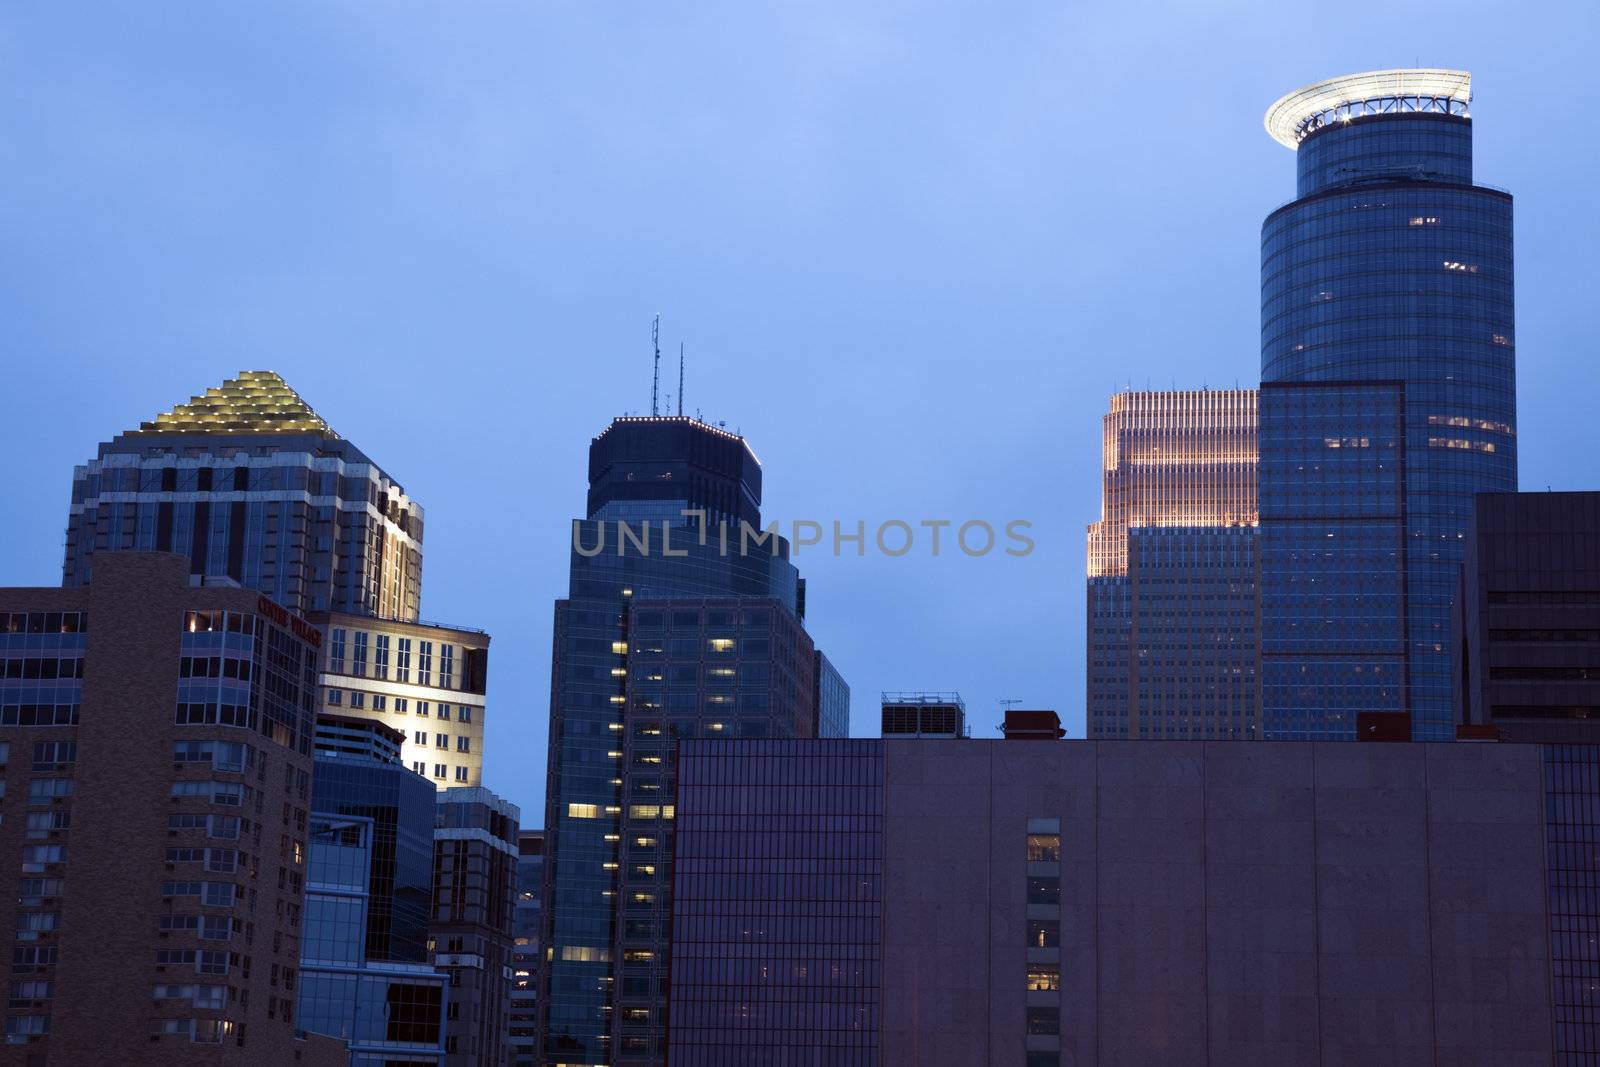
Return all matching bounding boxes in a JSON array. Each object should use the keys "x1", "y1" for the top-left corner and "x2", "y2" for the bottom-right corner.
[
  {"x1": 678, "y1": 343, "x2": 684, "y2": 416},
  {"x1": 999, "y1": 698, "x2": 1023, "y2": 711},
  {"x1": 651, "y1": 315, "x2": 661, "y2": 417}
]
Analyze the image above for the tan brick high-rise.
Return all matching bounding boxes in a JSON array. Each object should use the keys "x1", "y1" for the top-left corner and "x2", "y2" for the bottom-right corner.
[{"x1": 0, "y1": 553, "x2": 344, "y2": 1065}]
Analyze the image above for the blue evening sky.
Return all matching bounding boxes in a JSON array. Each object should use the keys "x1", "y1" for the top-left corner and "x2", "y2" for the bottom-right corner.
[{"x1": 3, "y1": 2, "x2": 1596, "y2": 821}]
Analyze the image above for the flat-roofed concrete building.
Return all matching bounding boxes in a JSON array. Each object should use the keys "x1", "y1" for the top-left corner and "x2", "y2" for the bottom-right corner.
[
  {"x1": 0, "y1": 552, "x2": 345, "y2": 1065},
  {"x1": 667, "y1": 737, "x2": 1585, "y2": 1065},
  {"x1": 1461, "y1": 491, "x2": 1600, "y2": 742}
]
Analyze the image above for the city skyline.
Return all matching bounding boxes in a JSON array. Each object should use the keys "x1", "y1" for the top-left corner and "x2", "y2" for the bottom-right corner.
[{"x1": 7, "y1": 3, "x2": 1600, "y2": 821}]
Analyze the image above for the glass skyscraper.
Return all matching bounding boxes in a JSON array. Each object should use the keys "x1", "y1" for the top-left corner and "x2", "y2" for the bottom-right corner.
[
  {"x1": 537, "y1": 416, "x2": 847, "y2": 1067},
  {"x1": 64, "y1": 370, "x2": 423, "y2": 620},
  {"x1": 1258, "y1": 69, "x2": 1517, "y2": 739}
]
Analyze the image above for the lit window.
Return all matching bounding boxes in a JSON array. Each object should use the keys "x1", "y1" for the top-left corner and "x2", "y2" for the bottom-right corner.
[
  {"x1": 1027, "y1": 965, "x2": 1060, "y2": 992},
  {"x1": 568, "y1": 804, "x2": 600, "y2": 819},
  {"x1": 708, "y1": 638, "x2": 735, "y2": 653},
  {"x1": 559, "y1": 945, "x2": 611, "y2": 962},
  {"x1": 1026, "y1": 834, "x2": 1061, "y2": 863}
]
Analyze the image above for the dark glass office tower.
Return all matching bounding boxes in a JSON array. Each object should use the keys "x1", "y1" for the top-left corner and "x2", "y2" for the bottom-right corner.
[
  {"x1": 64, "y1": 370, "x2": 424, "y2": 619},
  {"x1": 538, "y1": 416, "x2": 846, "y2": 1067},
  {"x1": 1258, "y1": 70, "x2": 1517, "y2": 739}
]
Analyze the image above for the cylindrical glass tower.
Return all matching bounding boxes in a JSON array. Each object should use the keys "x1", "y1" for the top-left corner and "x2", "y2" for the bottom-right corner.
[{"x1": 1258, "y1": 69, "x2": 1516, "y2": 740}]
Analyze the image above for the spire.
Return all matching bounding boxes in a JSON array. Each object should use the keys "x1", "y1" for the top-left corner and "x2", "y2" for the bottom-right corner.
[{"x1": 133, "y1": 371, "x2": 338, "y2": 437}]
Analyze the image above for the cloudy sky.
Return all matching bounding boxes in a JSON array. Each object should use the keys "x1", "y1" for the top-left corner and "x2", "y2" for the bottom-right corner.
[{"x1": 4, "y1": 1, "x2": 1596, "y2": 819}]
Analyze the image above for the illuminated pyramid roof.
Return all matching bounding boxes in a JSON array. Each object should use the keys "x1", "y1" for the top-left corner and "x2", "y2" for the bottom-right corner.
[{"x1": 134, "y1": 371, "x2": 338, "y2": 437}]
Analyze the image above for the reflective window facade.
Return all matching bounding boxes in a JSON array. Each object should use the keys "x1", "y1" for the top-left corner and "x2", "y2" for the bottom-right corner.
[
  {"x1": 1125, "y1": 526, "x2": 1258, "y2": 739},
  {"x1": 311, "y1": 752, "x2": 437, "y2": 964},
  {"x1": 668, "y1": 739, "x2": 882, "y2": 1066},
  {"x1": 1259, "y1": 105, "x2": 1516, "y2": 740},
  {"x1": 299, "y1": 813, "x2": 448, "y2": 1065}
]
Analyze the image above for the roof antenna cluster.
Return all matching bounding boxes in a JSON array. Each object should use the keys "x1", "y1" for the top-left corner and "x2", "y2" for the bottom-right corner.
[
  {"x1": 650, "y1": 315, "x2": 662, "y2": 417},
  {"x1": 678, "y1": 343, "x2": 685, "y2": 417}
]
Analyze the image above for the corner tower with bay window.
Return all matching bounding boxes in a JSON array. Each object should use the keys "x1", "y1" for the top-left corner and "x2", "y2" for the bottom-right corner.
[{"x1": 1258, "y1": 69, "x2": 1517, "y2": 739}]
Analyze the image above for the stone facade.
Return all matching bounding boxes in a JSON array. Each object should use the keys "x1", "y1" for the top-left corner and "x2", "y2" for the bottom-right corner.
[{"x1": 670, "y1": 738, "x2": 1558, "y2": 1066}]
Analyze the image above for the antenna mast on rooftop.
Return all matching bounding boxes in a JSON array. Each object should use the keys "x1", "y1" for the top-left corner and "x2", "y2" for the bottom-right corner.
[
  {"x1": 650, "y1": 315, "x2": 662, "y2": 417},
  {"x1": 678, "y1": 343, "x2": 684, "y2": 417}
]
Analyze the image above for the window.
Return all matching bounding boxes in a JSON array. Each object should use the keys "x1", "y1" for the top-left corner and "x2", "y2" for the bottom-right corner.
[
  {"x1": 15, "y1": 880, "x2": 61, "y2": 906},
  {"x1": 24, "y1": 812, "x2": 68, "y2": 839},
  {"x1": 396, "y1": 638, "x2": 412, "y2": 683},
  {"x1": 15, "y1": 913, "x2": 56, "y2": 938},
  {"x1": 22, "y1": 846, "x2": 64, "y2": 869},
  {"x1": 457, "y1": 706, "x2": 472, "y2": 724},
  {"x1": 416, "y1": 702, "x2": 430, "y2": 718},
  {"x1": 330, "y1": 628, "x2": 347, "y2": 673},
  {"x1": 1026, "y1": 834, "x2": 1060, "y2": 863},
  {"x1": 1027, "y1": 876, "x2": 1060, "y2": 905},
  {"x1": 438, "y1": 704, "x2": 451, "y2": 721},
  {"x1": 412, "y1": 761, "x2": 426, "y2": 776},
  {"x1": 418, "y1": 641, "x2": 433, "y2": 686},
  {"x1": 436, "y1": 734, "x2": 448, "y2": 749},
  {"x1": 394, "y1": 698, "x2": 408, "y2": 714},
  {"x1": 1027, "y1": 965, "x2": 1060, "y2": 992},
  {"x1": 374, "y1": 635, "x2": 390, "y2": 679},
  {"x1": 202, "y1": 883, "x2": 236, "y2": 907},
  {"x1": 372, "y1": 694, "x2": 386, "y2": 712},
  {"x1": 440, "y1": 645, "x2": 454, "y2": 689},
  {"x1": 454, "y1": 766, "x2": 468, "y2": 783},
  {"x1": 456, "y1": 736, "x2": 470, "y2": 754},
  {"x1": 9, "y1": 979, "x2": 51, "y2": 1004},
  {"x1": 349, "y1": 691, "x2": 365, "y2": 710},
  {"x1": 352, "y1": 632, "x2": 369, "y2": 677},
  {"x1": 12, "y1": 946, "x2": 55, "y2": 972},
  {"x1": 1027, "y1": 919, "x2": 1059, "y2": 949},
  {"x1": 5, "y1": 1015, "x2": 46, "y2": 1038},
  {"x1": 27, "y1": 779, "x2": 72, "y2": 803},
  {"x1": 433, "y1": 764, "x2": 446, "y2": 780},
  {"x1": 568, "y1": 804, "x2": 600, "y2": 819},
  {"x1": 414, "y1": 731, "x2": 427, "y2": 746},
  {"x1": 31, "y1": 742, "x2": 76, "y2": 769},
  {"x1": 1025, "y1": 1006, "x2": 1060, "y2": 1036}
]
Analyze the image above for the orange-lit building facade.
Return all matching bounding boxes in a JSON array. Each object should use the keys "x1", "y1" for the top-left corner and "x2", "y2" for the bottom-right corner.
[{"x1": 1086, "y1": 390, "x2": 1261, "y2": 739}]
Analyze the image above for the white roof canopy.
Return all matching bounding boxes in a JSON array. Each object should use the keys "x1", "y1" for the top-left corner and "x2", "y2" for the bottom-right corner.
[{"x1": 1264, "y1": 68, "x2": 1472, "y2": 148}]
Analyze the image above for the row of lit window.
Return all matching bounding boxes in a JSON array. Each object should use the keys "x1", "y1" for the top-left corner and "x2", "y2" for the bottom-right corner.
[
  {"x1": 326, "y1": 689, "x2": 472, "y2": 723},
  {"x1": 411, "y1": 761, "x2": 470, "y2": 783}
]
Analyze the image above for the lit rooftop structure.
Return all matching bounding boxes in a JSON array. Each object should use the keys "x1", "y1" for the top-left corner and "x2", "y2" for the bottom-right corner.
[
  {"x1": 133, "y1": 369, "x2": 338, "y2": 436},
  {"x1": 1264, "y1": 68, "x2": 1472, "y2": 148}
]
